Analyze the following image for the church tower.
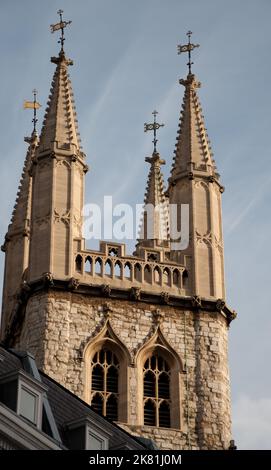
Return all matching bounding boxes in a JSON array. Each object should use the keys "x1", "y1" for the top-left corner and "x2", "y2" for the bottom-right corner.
[{"x1": 0, "y1": 23, "x2": 236, "y2": 450}]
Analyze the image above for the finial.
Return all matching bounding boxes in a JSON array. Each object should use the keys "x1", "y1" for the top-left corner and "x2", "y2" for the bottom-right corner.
[
  {"x1": 177, "y1": 30, "x2": 200, "y2": 75},
  {"x1": 50, "y1": 9, "x2": 72, "y2": 53},
  {"x1": 23, "y1": 89, "x2": 42, "y2": 134},
  {"x1": 144, "y1": 110, "x2": 165, "y2": 154}
]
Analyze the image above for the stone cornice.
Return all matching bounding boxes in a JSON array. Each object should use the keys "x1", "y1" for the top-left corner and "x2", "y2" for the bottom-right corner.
[
  {"x1": 3, "y1": 277, "x2": 237, "y2": 347},
  {"x1": 167, "y1": 170, "x2": 224, "y2": 193}
]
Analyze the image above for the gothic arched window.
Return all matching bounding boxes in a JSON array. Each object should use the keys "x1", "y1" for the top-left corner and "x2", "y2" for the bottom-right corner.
[
  {"x1": 75, "y1": 254, "x2": 82, "y2": 273},
  {"x1": 143, "y1": 353, "x2": 171, "y2": 428},
  {"x1": 91, "y1": 348, "x2": 119, "y2": 421}
]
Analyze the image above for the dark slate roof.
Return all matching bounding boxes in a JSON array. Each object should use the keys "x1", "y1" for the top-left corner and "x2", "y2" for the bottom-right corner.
[
  {"x1": 0, "y1": 346, "x2": 21, "y2": 374},
  {"x1": 0, "y1": 344, "x2": 148, "y2": 450},
  {"x1": 40, "y1": 371, "x2": 146, "y2": 449}
]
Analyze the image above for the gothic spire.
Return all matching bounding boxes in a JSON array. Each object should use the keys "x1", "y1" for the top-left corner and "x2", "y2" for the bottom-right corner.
[
  {"x1": 136, "y1": 112, "x2": 169, "y2": 251},
  {"x1": 7, "y1": 132, "x2": 39, "y2": 237},
  {"x1": 170, "y1": 33, "x2": 217, "y2": 183},
  {"x1": 39, "y1": 12, "x2": 82, "y2": 154},
  {"x1": 2, "y1": 133, "x2": 37, "y2": 251},
  {"x1": 136, "y1": 151, "x2": 170, "y2": 250},
  {"x1": 39, "y1": 54, "x2": 82, "y2": 153},
  {"x1": 170, "y1": 74, "x2": 218, "y2": 182}
]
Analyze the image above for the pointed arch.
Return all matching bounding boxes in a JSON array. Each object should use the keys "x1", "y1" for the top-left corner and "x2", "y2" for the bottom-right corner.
[
  {"x1": 83, "y1": 320, "x2": 131, "y2": 423},
  {"x1": 144, "y1": 264, "x2": 152, "y2": 284},
  {"x1": 94, "y1": 257, "x2": 102, "y2": 276},
  {"x1": 163, "y1": 267, "x2": 171, "y2": 286},
  {"x1": 135, "y1": 326, "x2": 183, "y2": 429},
  {"x1": 105, "y1": 259, "x2": 113, "y2": 277},
  {"x1": 114, "y1": 260, "x2": 122, "y2": 278},
  {"x1": 75, "y1": 254, "x2": 83, "y2": 273},
  {"x1": 85, "y1": 256, "x2": 92, "y2": 274},
  {"x1": 135, "y1": 326, "x2": 183, "y2": 372},
  {"x1": 124, "y1": 262, "x2": 132, "y2": 280},
  {"x1": 134, "y1": 263, "x2": 142, "y2": 282},
  {"x1": 153, "y1": 266, "x2": 161, "y2": 285},
  {"x1": 183, "y1": 269, "x2": 188, "y2": 289},
  {"x1": 173, "y1": 269, "x2": 180, "y2": 287}
]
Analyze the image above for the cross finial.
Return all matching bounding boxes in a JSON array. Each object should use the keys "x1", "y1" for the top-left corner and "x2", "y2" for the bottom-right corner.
[
  {"x1": 144, "y1": 110, "x2": 165, "y2": 154},
  {"x1": 50, "y1": 9, "x2": 72, "y2": 53},
  {"x1": 177, "y1": 31, "x2": 200, "y2": 75}
]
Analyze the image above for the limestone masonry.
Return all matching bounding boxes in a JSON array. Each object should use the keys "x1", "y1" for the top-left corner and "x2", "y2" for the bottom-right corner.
[{"x1": 0, "y1": 29, "x2": 236, "y2": 450}]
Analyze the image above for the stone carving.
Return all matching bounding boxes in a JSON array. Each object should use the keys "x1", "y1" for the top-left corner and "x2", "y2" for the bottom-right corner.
[
  {"x1": 213, "y1": 234, "x2": 223, "y2": 250},
  {"x1": 56, "y1": 158, "x2": 71, "y2": 169},
  {"x1": 103, "y1": 302, "x2": 113, "y2": 319},
  {"x1": 195, "y1": 180, "x2": 209, "y2": 190},
  {"x1": 33, "y1": 214, "x2": 50, "y2": 229},
  {"x1": 147, "y1": 253, "x2": 158, "y2": 262},
  {"x1": 101, "y1": 284, "x2": 111, "y2": 297},
  {"x1": 68, "y1": 277, "x2": 80, "y2": 290},
  {"x1": 229, "y1": 310, "x2": 237, "y2": 322},
  {"x1": 53, "y1": 209, "x2": 71, "y2": 226},
  {"x1": 192, "y1": 295, "x2": 202, "y2": 308},
  {"x1": 20, "y1": 281, "x2": 31, "y2": 294},
  {"x1": 195, "y1": 230, "x2": 212, "y2": 247},
  {"x1": 216, "y1": 299, "x2": 226, "y2": 312},
  {"x1": 42, "y1": 272, "x2": 54, "y2": 287},
  {"x1": 152, "y1": 309, "x2": 164, "y2": 325},
  {"x1": 130, "y1": 287, "x2": 141, "y2": 301},
  {"x1": 160, "y1": 292, "x2": 170, "y2": 305}
]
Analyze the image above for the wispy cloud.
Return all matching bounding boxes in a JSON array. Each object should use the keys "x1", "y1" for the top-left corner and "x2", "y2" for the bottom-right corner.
[{"x1": 225, "y1": 175, "x2": 271, "y2": 235}]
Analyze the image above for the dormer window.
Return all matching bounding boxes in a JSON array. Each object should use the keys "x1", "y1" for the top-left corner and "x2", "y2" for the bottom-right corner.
[
  {"x1": 87, "y1": 428, "x2": 108, "y2": 450},
  {"x1": 66, "y1": 417, "x2": 110, "y2": 450},
  {"x1": 18, "y1": 383, "x2": 41, "y2": 426},
  {"x1": 0, "y1": 369, "x2": 46, "y2": 429}
]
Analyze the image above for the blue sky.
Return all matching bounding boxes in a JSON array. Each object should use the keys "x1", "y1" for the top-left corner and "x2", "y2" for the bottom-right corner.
[{"x1": 0, "y1": 0, "x2": 271, "y2": 449}]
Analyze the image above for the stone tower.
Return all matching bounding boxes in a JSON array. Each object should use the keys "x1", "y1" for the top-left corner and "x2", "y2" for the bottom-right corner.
[{"x1": 0, "y1": 30, "x2": 236, "y2": 450}]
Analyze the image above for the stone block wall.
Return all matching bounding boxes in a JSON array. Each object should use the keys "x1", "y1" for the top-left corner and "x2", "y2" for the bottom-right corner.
[{"x1": 15, "y1": 290, "x2": 231, "y2": 450}]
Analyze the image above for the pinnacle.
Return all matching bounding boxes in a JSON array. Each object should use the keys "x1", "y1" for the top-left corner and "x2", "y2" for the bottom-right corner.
[
  {"x1": 144, "y1": 152, "x2": 167, "y2": 208},
  {"x1": 170, "y1": 73, "x2": 217, "y2": 181},
  {"x1": 7, "y1": 133, "x2": 39, "y2": 237},
  {"x1": 137, "y1": 151, "x2": 169, "y2": 248},
  {"x1": 39, "y1": 52, "x2": 82, "y2": 153}
]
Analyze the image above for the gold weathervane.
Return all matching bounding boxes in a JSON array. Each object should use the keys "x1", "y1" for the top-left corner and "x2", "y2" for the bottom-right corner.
[
  {"x1": 50, "y1": 9, "x2": 72, "y2": 52},
  {"x1": 144, "y1": 111, "x2": 165, "y2": 154},
  {"x1": 177, "y1": 31, "x2": 200, "y2": 74},
  {"x1": 23, "y1": 89, "x2": 42, "y2": 133}
]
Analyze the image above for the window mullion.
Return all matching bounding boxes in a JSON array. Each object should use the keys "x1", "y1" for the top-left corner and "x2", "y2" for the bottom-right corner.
[
  {"x1": 103, "y1": 366, "x2": 107, "y2": 416},
  {"x1": 156, "y1": 371, "x2": 159, "y2": 426}
]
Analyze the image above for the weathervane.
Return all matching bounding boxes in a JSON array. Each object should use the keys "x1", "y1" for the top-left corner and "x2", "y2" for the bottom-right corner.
[
  {"x1": 23, "y1": 89, "x2": 42, "y2": 133},
  {"x1": 144, "y1": 110, "x2": 164, "y2": 154},
  {"x1": 177, "y1": 31, "x2": 200, "y2": 74},
  {"x1": 50, "y1": 9, "x2": 72, "y2": 52}
]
